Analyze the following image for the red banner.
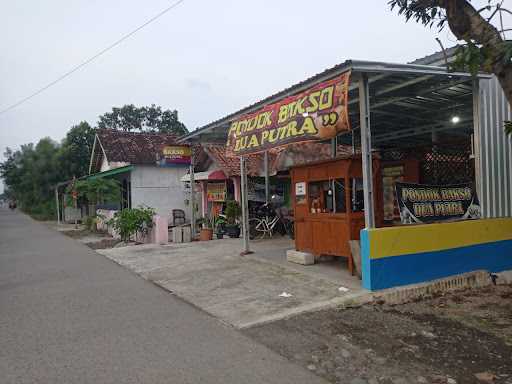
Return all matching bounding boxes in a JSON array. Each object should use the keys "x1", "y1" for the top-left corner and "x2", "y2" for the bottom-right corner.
[{"x1": 226, "y1": 71, "x2": 351, "y2": 156}]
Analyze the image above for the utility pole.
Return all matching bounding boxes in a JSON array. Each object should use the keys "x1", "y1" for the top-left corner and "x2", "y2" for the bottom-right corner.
[{"x1": 189, "y1": 152, "x2": 196, "y2": 240}]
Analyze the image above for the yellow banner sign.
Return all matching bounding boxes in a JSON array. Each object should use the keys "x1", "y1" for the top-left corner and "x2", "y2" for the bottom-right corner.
[{"x1": 226, "y1": 71, "x2": 351, "y2": 156}]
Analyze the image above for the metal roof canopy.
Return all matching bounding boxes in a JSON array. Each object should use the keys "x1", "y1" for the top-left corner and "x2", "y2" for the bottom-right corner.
[
  {"x1": 179, "y1": 60, "x2": 491, "y2": 150},
  {"x1": 87, "y1": 165, "x2": 134, "y2": 180}
]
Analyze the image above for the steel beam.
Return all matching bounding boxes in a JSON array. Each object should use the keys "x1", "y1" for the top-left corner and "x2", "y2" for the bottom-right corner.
[
  {"x1": 240, "y1": 157, "x2": 250, "y2": 254},
  {"x1": 472, "y1": 79, "x2": 483, "y2": 208},
  {"x1": 189, "y1": 154, "x2": 196, "y2": 239},
  {"x1": 372, "y1": 118, "x2": 472, "y2": 144},
  {"x1": 264, "y1": 151, "x2": 270, "y2": 203},
  {"x1": 331, "y1": 137, "x2": 337, "y2": 158},
  {"x1": 358, "y1": 74, "x2": 375, "y2": 228}
]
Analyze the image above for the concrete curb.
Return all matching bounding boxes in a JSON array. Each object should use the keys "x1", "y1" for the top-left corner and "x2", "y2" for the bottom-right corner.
[
  {"x1": 240, "y1": 270, "x2": 508, "y2": 328},
  {"x1": 351, "y1": 270, "x2": 496, "y2": 307}
]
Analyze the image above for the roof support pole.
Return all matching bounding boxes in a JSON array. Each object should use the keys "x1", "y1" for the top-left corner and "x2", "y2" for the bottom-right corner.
[
  {"x1": 472, "y1": 78, "x2": 483, "y2": 212},
  {"x1": 240, "y1": 156, "x2": 251, "y2": 255},
  {"x1": 55, "y1": 187, "x2": 60, "y2": 225},
  {"x1": 359, "y1": 73, "x2": 375, "y2": 228},
  {"x1": 331, "y1": 137, "x2": 337, "y2": 158},
  {"x1": 189, "y1": 154, "x2": 196, "y2": 240},
  {"x1": 264, "y1": 151, "x2": 270, "y2": 203}
]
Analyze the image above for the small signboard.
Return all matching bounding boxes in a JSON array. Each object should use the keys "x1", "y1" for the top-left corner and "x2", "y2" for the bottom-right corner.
[
  {"x1": 295, "y1": 182, "x2": 306, "y2": 196},
  {"x1": 295, "y1": 182, "x2": 306, "y2": 205},
  {"x1": 395, "y1": 182, "x2": 481, "y2": 224},
  {"x1": 207, "y1": 182, "x2": 226, "y2": 202},
  {"x1": 158, "y1": 145, "x2": 191, "y2": 166}
]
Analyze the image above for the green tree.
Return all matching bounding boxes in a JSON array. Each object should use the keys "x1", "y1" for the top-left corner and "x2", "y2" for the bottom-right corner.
[
  {"x1": 1, "y1": 138, "x2": 61, "y2": 218},
  {"x1": 66, "y1": 178, "x2": 121, "y2": 206},
  {"x1": 389, "y1": 0, "x2": 512, "y2": 132},
  {"x1": 58, "y1": 121, "x2": 95, "y2": 179},
  {"x1": 97, "y1": 104, "x2": 188, "y2": 135}
]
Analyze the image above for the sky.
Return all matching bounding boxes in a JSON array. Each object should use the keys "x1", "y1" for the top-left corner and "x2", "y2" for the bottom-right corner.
[{"x1": 0, "y1": 0, "x2": 472, "y2": 193}]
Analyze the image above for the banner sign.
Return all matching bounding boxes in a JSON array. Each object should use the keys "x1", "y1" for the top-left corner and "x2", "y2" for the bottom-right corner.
[
  {"x1": 395, "y1": 182, "x2": 481, "y2": 224},
  {"x1": 226, "y1": 72, "x2": 351, "y2": 156},
  {"x1": 207, "y1": 182, "x2": 226, "y2": 202},
  {"x1": 158, "y1": 145, "x2": 191, "y2": 166}
]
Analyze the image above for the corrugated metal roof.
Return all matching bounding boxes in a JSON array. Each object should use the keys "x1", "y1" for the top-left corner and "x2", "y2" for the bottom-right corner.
[{"x1": 179, "y1": 59, "x2": 489, "y2": 145}]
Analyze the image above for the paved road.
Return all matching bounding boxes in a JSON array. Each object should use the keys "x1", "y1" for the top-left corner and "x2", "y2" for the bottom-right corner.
[{"x1": 0, "y1": 209, "x2": 326, "y2": 384}]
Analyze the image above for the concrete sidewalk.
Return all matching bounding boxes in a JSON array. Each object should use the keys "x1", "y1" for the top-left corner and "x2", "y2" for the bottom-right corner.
[{"x1": 97, "y1": 238, "x2": 367, "y2": 328}]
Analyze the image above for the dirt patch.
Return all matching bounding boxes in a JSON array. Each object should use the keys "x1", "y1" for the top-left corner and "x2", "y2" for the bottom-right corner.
[
  {"x1": 244, "y1": 284, "x2": 512, "y2": 384},
  {"x1": 60, "y1": 228, "x2": 90, "y2": 238},
  {"x1": 60, "y1": 228, "x2": 121, "y2": 249},
  {"x1": 85, "y1": 237, "x2": 121, "y2": 249}
]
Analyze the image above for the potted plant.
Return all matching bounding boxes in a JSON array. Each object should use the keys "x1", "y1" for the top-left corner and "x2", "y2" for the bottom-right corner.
[
  {"x1": 224, "y1": 200, "x2": 242, "y2": 238},
  {"x1": 199, "y1": 215, "x2": 214, "y2": 241},
  {"x1": 214, "y1": 214, "x2": 226, "y2": 239}
]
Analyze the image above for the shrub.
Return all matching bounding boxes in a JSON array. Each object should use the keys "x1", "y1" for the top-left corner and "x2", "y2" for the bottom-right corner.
[
  {"x1": 84, "y1": 215, "x2": 98, "y2": 232},
  {"x1": 66, "y1": 178, "x2": 121, "y2": 206},
  {"x1": 110, "y1": 206, "x2": 155, "y2": 242},
  {"x1": 224, "y1": 200, "x2": 241, "y2": 225}
]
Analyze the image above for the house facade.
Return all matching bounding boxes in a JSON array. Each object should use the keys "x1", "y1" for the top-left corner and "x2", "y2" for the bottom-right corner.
[{"x1": 89, "y1": 129, "x2": 190, "y2": 221}]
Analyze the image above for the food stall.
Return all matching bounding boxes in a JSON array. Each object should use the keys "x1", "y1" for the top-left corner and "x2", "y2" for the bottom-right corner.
[
  {"x1": 179, "y1": 59, "x2": 512, "y2": 291},
  {"x1": 290, "y1": 155, "x2": 421, "y2": 274}
]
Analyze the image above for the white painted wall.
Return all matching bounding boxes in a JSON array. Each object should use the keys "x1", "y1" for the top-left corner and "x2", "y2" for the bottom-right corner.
[
  {"x1": 130, "y1": 165, "x2": 189, "y2": 220},
  {"x1": 100, "y1": 157, "x2": 129, "y2": 172},
  {"x1": 100, "y1": 157, "x2": 110, "y2": 172}
]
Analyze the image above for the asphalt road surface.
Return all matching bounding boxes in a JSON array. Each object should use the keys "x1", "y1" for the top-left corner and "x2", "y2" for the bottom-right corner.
[{"x1": 0, "y1": 209, "x2": 327, "y2": 384}]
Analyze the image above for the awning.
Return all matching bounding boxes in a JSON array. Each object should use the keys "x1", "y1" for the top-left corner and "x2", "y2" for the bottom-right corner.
[
  {"x1": 87, "y1": 165, "x2": 134, "y2": 180},
  {"x1": 180, "y1": 169, "x2": 227, "y2": 182}
]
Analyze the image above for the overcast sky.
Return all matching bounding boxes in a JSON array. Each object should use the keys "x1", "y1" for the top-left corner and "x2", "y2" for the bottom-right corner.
[{"x1": 0, "y1": 0, "x2": 471, "y2": 193}]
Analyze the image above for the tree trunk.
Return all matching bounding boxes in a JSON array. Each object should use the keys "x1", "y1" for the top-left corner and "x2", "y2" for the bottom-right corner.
[{"x1": 441, "y1": 0, "x2": 512, "y2": 106}]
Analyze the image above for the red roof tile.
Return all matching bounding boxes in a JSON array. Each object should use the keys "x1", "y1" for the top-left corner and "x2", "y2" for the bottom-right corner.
[
  {"x1": 202, "y1": 142, "x2": 355, "y2": 177},
  {"x1": 90, "y1": 129, "x2": 191, "y2": 173}
]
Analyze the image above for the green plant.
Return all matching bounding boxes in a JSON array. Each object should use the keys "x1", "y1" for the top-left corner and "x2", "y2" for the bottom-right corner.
[
  {"x1": 199, "y1": 214, "x2": 225, "y2": 232},
  {"x1": 199, "y1": 215, "x2": 213, "y2": 229},
  {"x1": 213, "y1": 215, "x2": 226, "y2": 233},
  {"x1": 84, "y1": 215, "x2": 94, "y2": 231},
  {"x1": 84, "y1": 215, "x2": 99, "y2": 232},
  {"x1": 66, "y1": 178, "x2": 121, "y2": 206},
  {"x1": 225, "y1": 200, "x2": 241, "y2": 225},
  {"x1": 110, "y1": 206, "x2": 155, "y2": 242}
]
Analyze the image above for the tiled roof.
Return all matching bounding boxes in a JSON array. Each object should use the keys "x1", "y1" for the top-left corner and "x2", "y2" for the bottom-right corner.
[
  {"x1": 203, "y1": 144, "x2": 266, "y2": 177},
  {"x1": 272, "y1": 142, "x2": 355, "y2": 171},
  {"x1": 97, "y1": 129, "x2": 180, "y2": 164},
  {"x1": 203, "y1": 142, "x2": 355, "y2": 177},
  {"x1": 90, "y1": 129, "x2": 188, "y2": 173}
]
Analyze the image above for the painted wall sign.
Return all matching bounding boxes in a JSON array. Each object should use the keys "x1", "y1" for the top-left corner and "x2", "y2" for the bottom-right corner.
[
  {"x1": 207, "y1": 182, "x2": 226, "y2": 202},
  {"x1": 395, "y1": 182, "x2": 481, "y2": 224},
  {"x1": 226, "y1": 72, "x2": 351, "y2": 156},
  {"x1": 382, "y1": 165, "x2": 404, "y2": 222},
  {"x1": 158, "y1": 145, "x2": 191, "y2": 166}
]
